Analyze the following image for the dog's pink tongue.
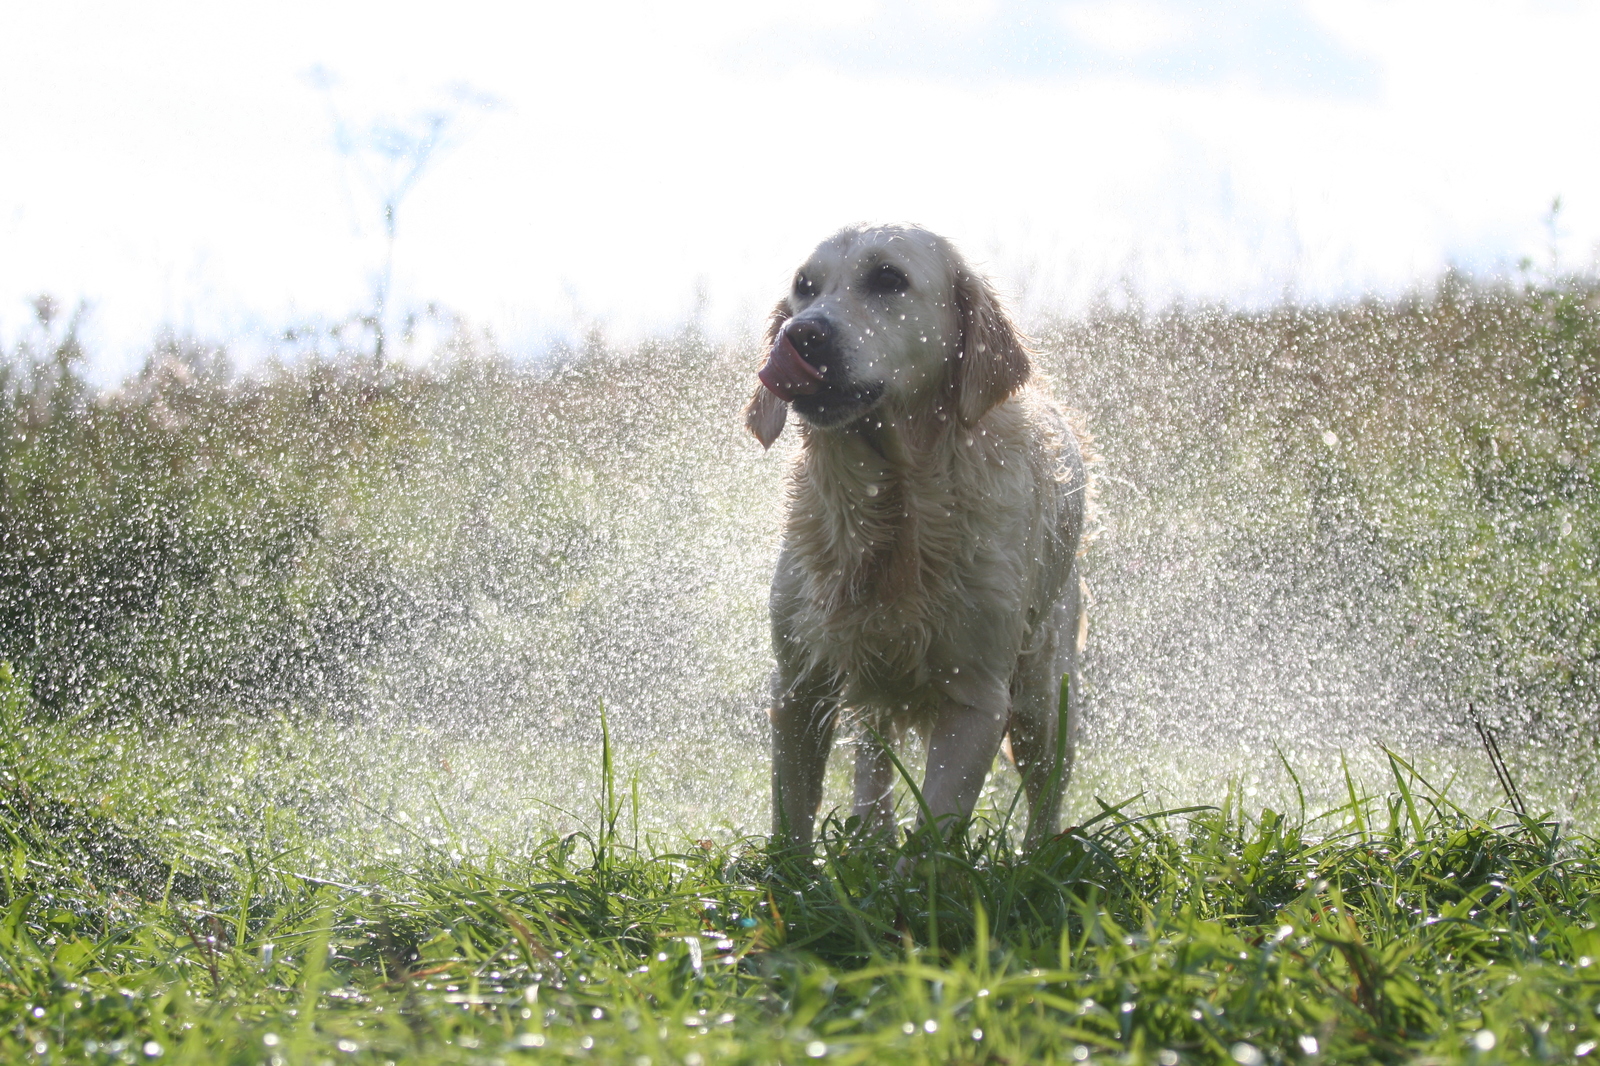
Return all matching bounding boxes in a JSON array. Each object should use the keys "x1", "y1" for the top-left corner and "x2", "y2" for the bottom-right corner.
[{"x1": 759, "y1": 333, "x2": 824, "y2": 401}]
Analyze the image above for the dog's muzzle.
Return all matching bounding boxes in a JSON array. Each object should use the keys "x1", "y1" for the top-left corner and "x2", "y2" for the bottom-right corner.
[{"x1": 758, "y1": 331, "x2": 825, "y2": 402}]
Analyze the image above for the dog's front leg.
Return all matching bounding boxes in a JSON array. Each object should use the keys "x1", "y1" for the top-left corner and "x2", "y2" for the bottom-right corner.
[
  {"x1": 769, "y1": 675, "x2": 837, "y2": 849},
  {"x1": 917, "y1": 697, "x2": 1008, "y2": 838}
]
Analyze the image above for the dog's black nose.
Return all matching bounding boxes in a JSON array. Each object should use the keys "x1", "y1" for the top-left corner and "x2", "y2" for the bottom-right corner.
[{"x1": 785, "y1": 318, "x2": 833, "y2": 365}]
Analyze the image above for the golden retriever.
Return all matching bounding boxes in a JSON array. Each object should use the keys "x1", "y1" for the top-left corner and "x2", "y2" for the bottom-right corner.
[{"x1": 746, "y1": 223, "x2": 1092, "y2": 849}]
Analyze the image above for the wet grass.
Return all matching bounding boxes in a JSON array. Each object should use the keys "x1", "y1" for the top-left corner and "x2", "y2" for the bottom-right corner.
[{"x1": 4, "y1": 671, "x2": 1599, "y2": 1064}]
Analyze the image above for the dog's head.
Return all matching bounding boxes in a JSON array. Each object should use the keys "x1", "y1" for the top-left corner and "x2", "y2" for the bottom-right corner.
[{"x1": 745, "y1": 224, "x2": 1031, "y2": 448}]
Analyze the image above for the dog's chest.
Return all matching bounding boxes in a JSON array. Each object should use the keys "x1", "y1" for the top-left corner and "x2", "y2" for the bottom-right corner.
[{"x1": 786, "y1": 466, "x2": 969, "y2": 692}]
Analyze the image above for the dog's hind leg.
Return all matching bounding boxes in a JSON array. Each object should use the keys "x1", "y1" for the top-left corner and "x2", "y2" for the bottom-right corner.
[
  {"x1": 851, "y1": 725, "x2": 898, "y2": 839},
  {"x1": 769, "y1": 669, "x2": 839, "y2": 849},
  {"x1": 1007, "y1": 594, "x2": 1081, "y2": 847}
]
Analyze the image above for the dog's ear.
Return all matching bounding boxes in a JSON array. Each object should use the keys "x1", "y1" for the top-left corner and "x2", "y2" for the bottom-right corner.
[
  {"x1": 746, "y1": 298, "x2": 792, "y2": 449},
  {"x1": 951, "y1": 262, "x2": 1030, "y2": 425}
]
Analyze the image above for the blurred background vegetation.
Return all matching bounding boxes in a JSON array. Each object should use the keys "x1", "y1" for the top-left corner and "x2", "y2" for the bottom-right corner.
[
  {"x1": 2, "y1": 274, "x2": 1596, "y2": 794},
  {"x1": 1044, "y1": 274, "x2": 1600, "y2": 789}
]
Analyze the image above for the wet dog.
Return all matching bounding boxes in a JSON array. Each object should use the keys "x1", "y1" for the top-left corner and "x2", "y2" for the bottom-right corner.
[{"x1": 746, "y1": 223, "x2": 1092, "y2": 848}]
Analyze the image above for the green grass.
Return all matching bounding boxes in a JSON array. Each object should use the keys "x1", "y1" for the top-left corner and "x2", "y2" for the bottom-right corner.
[
  {"x1": 5, "y1": 272, "x2": 1600, "y2": 1060},
  {"x1": 3, "y1": 668, "x2": 1599, "y2": 1064}
]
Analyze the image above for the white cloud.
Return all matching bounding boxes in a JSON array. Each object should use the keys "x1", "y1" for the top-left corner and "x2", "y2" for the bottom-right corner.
[{"x1": 1057, "y1": 1, "x2": 1192, "y2": 57}]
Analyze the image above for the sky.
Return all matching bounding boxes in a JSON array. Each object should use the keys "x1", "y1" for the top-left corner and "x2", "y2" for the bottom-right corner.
[{"x1": 1, "y1": 1, "x2": 1597, "y2": 381}]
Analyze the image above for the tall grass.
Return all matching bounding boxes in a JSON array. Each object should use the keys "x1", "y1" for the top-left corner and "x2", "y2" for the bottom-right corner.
[
  {"x1": 6, "y1": 276, "x2": 1597, "y2": 773},
  {"x1": 1039, "y1": 274, "x2": 1600, "y2": 770},
  {"x1": 0, "y1": 322, "x2": 775, "y2": 738}
]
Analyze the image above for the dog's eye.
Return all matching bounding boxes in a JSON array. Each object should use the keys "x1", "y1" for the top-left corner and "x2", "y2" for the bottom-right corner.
[
  {"x1": 794, "y1": 272, "x2": 817, "y2": 298},
  {"x1": 865, "y1": 263, "x2": 909, "y2": 295}
]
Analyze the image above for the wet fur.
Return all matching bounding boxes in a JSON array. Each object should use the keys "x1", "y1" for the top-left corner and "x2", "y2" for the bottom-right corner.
[{"x1": 748, "y1": 224, "x2": 1094, "y2": 849}]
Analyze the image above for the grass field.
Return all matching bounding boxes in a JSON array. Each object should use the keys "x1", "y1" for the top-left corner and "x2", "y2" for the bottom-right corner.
[
  {"x1": 5, "y1": 274, "x2": 1600, "y2": 1061},
  {"x1": 5, "y1": 666, "x2": 1599, "y2": 1065}
]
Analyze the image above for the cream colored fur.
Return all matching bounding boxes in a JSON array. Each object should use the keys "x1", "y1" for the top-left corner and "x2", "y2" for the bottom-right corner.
[{"x1": 748, "y1": 224, "x2": 1093, "y2": 850}]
